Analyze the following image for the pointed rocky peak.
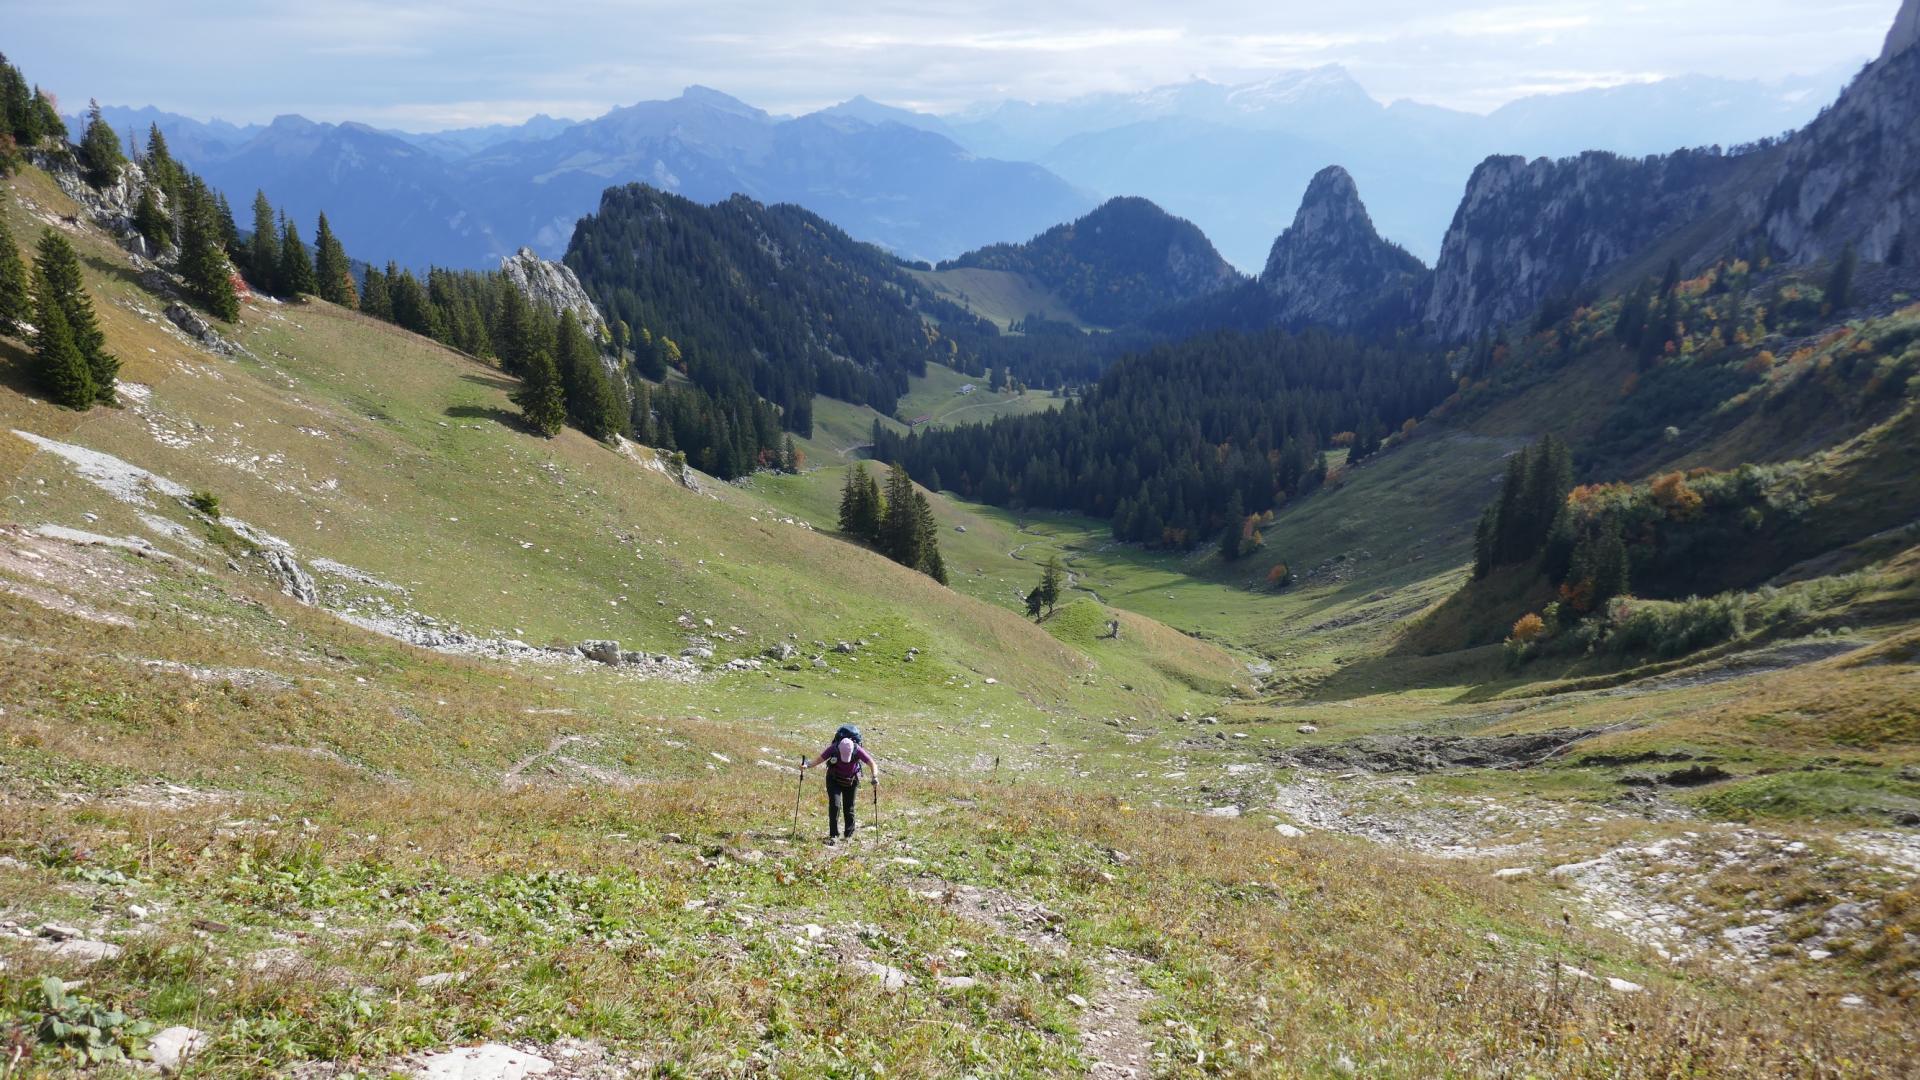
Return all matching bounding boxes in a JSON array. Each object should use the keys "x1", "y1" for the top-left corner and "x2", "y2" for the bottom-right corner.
[
  {"x1": 1884, "y1": 0, "x2": 1920, "y2": 61},
  {"x1": 1259, "y1": 166, "x2": 1427, "y2": 330},
  {"x1": 501, "y1": 248, "x2": 608, "y2": 341},
  {"x1": 676, "y1": 85, "x2": 771, "y2": 121}
]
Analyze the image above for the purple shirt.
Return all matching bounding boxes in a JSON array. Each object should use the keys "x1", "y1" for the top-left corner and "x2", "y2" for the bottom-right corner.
[{"x1": 814, "y1": 743, "x2": 874, "y2": 782}]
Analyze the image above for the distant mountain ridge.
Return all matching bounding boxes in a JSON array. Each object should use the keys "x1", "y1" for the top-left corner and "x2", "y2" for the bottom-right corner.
[
  {"x1": 940, "y1": 197, "x2": 1240, "y2": 327},
  {"x1": 939, "y1": 64, "x2": 1858, "y2": 268},
  {"x1": 99, "y1": 88, "x2": 1093, "y2": 272}
]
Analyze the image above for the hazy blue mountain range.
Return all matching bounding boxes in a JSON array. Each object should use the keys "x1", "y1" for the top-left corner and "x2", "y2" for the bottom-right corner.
[
  {"x1": 90, "y1": 62, "x2": 1857, "y2": 275},
  {"x1": 940, "y1": 64, "x2": 1857, "y2": 267},
  {"x1": 89, "y1": 88, "x2": 1093, "y2": 271}
]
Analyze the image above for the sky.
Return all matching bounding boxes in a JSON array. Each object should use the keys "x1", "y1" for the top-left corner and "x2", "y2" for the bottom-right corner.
[{"x1": 3, "y1": 0, "x2": 1903, "y2": 130}]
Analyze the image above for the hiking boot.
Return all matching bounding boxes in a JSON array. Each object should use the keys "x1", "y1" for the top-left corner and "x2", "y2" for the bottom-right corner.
[{"x1": 824, "y1": 835, "x2": 838, "y2": 846}]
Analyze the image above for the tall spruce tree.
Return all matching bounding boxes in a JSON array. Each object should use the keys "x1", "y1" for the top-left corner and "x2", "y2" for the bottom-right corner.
[
  {"x1": 880, "y1": 466, "x2": 922, "y2": 566},
  {"x1": 277, "y1": 215, "x2": 316, "y2": 298},
  {"x1": 30, "y1": 89, "x2": 64, "y2": 141},
  {"x1": 33, "y1": 231, "x2": 115, "y2": 402},
  {"x1": 132, "y1": 184, "x2": 171, "y2": 252},
  {"x1": 31, "y1": 267, "x2": 94, "y2": 408},
  {"x1": 143, "y1": 123, "x2": 181, "y2": 198},
  {"x1": 554, "y1": 310, "x2": 625, "y2": 439},
  {"x1": 178, "y1": 178, "x2": 239, "y2": 321},
  {"x1": 78, "y1": 100, "x2": 125, "y2": 188},
  {"x1": 838, "y1": 462, "x2": 884, "y2": 542},
  {"x1": 246, "y1": 192, "x2": 279, "y2": 294},
  {"x1": 1037, "y1": 556, "x2": 1065, "y2": 615},
  {"x1": 913, "y1": 492, "x2": 947, "y2": 584},
  {"x1": 312, "y1": 213, "x2": 356, "y2": 307},
  {"x1": 513, "y1": 346, "x2": 567, "y2": 437},
  {"x1": 0, "y1": 215, "x2": 28, "y2": 336},
  {"x1": 359, "y1": 264, "x2": 393, "y2": 320}
]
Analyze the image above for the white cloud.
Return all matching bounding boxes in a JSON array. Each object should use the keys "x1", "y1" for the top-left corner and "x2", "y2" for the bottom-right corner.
[{"x1": 4, "y1": 0, "x2": 1899, "y2": 127}]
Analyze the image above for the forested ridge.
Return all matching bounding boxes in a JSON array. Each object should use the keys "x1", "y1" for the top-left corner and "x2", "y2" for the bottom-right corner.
[
  {"x1": 874, "y1": 329, "x2": 1453, "y2": 548},
  {"x1": 564, "y1": 184, "x2": 991, "y2": 437},
  {"x1": 939, "y1": 197, "x2": 1239, "y2": 327}
]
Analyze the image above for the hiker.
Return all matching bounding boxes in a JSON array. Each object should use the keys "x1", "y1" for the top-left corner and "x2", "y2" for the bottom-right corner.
[{"x1": 803, "y1": 725, "x2": 876, "y2": 843}]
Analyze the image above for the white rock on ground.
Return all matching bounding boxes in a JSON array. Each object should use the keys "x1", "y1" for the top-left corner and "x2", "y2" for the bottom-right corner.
[
  {"x1": 937, "y1": 975, "x2": 978, "y2": 990},
  {"x1": 412, "y1": 1044, "x2": 554, "y2": 1079},
  {"x1": 1492, "y1": 867, "x2": 1533, "y2": 880},
  {"x1": 148, "y1": 1026, "x2": 209, "y2": 1074},
  {"x1": 851, "y1": 959, "x2": 909, "y2": 992},
  {"x1": 1606, "y1": 977, "x2": 1644, "y2": 993},
  {"x1": 1274, "y1": 823, "x2": 1306, "y2": 838}
]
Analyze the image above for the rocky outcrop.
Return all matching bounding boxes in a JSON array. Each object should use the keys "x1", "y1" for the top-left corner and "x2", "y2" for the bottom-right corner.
[
  {"x1": 1259, "y1": 166, "x2": 1428, "y2": 330},
  {"x1": 501, "y1": 247, "x2": 609, "y2": 340},
  {"x1": 1884, "y1": 0, "x2": 1920, "y2": 62},
  {"x1": 1423, "y1": 150, "x2": 1737, "y2": 341},
  {"x1": 1758, "y1": 26, "x2": 1920, "y2": 266},
  {"x1": 1423, "y1": 0, "x2": 1920, "y2": 341}
]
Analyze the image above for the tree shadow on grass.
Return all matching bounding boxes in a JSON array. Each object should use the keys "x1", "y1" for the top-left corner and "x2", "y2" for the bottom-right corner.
[
  {"x1": 445, "y1": 403, "x2": 526, "y2": 433},
  {"x1": 0, "y1": 334, "x2": 46, "y2": 399},
  {"x1": 459, "y1": 372, "x2": 518, "y2": 393},
  {"x1": 81, "y1": 251, "x2": 168, "y2": 298}
]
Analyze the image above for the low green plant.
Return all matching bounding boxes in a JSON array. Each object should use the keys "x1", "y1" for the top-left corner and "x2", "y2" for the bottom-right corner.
[
  {"x1": 14, "y1": 976, "x2": 154, "y2": 1066},
  {"x1": 187, "y1": 489, "x2": 222, "y2": 518}
]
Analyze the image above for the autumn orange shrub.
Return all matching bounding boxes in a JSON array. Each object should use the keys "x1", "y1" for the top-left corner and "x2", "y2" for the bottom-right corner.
[{"x1": 1509, "y1": 613, "x2": 1547, "y2": 643}]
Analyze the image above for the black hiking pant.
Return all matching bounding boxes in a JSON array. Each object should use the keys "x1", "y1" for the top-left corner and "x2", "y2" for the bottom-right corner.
[{"x1": 827, "y1": 777, "x2": 859, "y2": 837}]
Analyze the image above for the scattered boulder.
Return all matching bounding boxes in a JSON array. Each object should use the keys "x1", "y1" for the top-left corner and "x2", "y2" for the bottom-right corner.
[
  {"x1": 263, "y1": 548, "x2": 319, "y2": 605},
  {"x1": 764, "y1": 642, "x2": 798, "y2": 661},
  {"x1": 832, "y1": 641, "x2": 857, "y2": 654},
  {"x1": 937, "y1": 975, "x2": 977, "y2": 990},
  {"x1": 147, "y1": 1026, "x2": 209, "y2": 1074},
  {"x1": 577, "y1": 640, "x2": 622, "y2": 665},
  {"x1": 164, "y1": 303, "x2": 240, "y2": 356},
  {"x1": 1492, "y1": 867, "x2": 1533, "y2": 880},
  {"x1": 1274, "y1": 823, "x2": 1306, "y2": 838},
  {"x1": 851, "y1": 959, "x2": 909, "y2": 992},
  {"x1": 681, "y1": 646, "x2": 714, "y2": 661},
  {"x1": 1296, "y1": 724, "x2": 1319, "y2": 734}
]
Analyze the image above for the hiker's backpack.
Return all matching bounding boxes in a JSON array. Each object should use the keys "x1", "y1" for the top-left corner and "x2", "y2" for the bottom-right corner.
[{"x1": 833, "y1": 724, "x2": 862, "y2": 747}]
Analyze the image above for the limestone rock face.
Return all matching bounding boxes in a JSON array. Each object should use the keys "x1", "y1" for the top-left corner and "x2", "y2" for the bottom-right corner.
[
  {"x1": 500, "y1": 247, "x2": 608, "y2": 341},
  {"x1": 1884, "y1": 0, "x2": 1920, "y2": 62},
  {"x1": 1759, "y1": 41, "x2": 1920, "y2": 267},
  {"x1": 1423, "y1": 150, "x2": 1736, "y2": 341},
  {"x1": 1259, "y1": 166, "x2": 1428, "y2": 331}
]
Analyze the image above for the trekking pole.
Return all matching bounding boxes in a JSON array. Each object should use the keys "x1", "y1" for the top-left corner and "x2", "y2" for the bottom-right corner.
[
  {"x1": 791, "y1": 757, "x2": 805, "y2": 840},
  {"x1": 872, "y1": 774, "x2": 880, "y2": 832}
]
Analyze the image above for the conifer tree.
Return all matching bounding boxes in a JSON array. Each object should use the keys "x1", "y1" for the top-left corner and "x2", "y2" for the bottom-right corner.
[
  {"x1": 782, "y1": 434, "x2": 800, "y2": 474},
  {"x1": 913, "y1": 492, "x2": 947, "y2": 584},
  {"x1": 312, "y1": 213, "x2": 356, "y2": 308},
  {"x1": 246, "y1": 192, "x2": 278, "y2": 294},
  {"x1": 33, "y1": 231, "x2": 115, "y2": 401},
  {"x1": 554, "y1": 310, "x2": 625, "y2": 439},
  {"x1": 178, "y1": 178, "x2": 239, "y2": 321},
  {"x1": 359, "y1": 264, "x2": 392, "y2": 320},
  {"x1": 0, "y1": 215, "x2": 28, "y2": 336},
  {"x1": 1218, "y1": 491, "x2": 1248, "y2": 559},
  {"x1": 31, "y1": 267, "x2": 94, "y2": 408},
  {"x1": 879, "y1": 466, "x2": 921, "y2": 565},
  {"x1": 513, "y1": 346, "x2": 567, "y2": 437},
  {"x1": 78, "y1": 100, "x2": 124, "y2": 188},
  {"x1": 132, "y1": 184, "x2": 171, "y2": 252},
  {"x1": 143, "y1": 123, "x2": 180, "y2": 196},
  {"x1": 628, "y1": 380, "x2": 654, "y2": 445},
  {"x1": 30, "y1": 88, "x2": 64, "y2": 141},
  {"x1": 1037, "y1": 556, "x2": 1065, "y2": 615},
  {"x1": 838, "y1": 463, "x2": 884, "y2": 541},
  {"x1": 213, "y1": 192, "x2": 239, "y2": 254},
  {"x1": 277, "y1": 214, "x2": 316, "y2": 298}
]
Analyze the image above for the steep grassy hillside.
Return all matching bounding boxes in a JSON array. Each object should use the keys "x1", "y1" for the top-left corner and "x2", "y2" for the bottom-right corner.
[{"x1": 905, "y1": 266, "x2": 1094, "y2": 331}]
